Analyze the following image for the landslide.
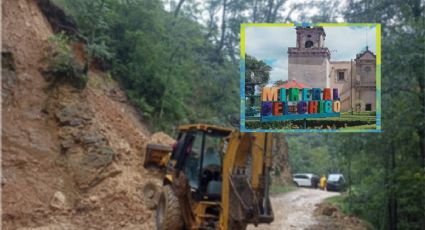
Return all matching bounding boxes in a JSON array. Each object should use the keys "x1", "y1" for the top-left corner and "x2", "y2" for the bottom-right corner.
[{"x1": 2, "y1": 0, "x2": 168, "y2": 229}]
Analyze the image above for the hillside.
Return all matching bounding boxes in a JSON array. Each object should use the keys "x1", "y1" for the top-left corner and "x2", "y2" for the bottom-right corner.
[
  {"x1": 2, "y1": 0, "x2": 164, "y2": 229},
  {"x1": 1, "y1": 0, "x2": 295, "y2": 229}
]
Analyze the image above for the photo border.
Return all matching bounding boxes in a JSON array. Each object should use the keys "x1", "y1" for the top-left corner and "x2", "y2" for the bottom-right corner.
[{"x1": 240, "y1": 22, "x2": 382, "y2": 133}]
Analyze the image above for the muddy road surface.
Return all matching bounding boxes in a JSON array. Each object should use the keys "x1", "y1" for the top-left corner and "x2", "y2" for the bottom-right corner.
[{"x1": 248, "y1": 188, "x2": 340, "y2": 230}]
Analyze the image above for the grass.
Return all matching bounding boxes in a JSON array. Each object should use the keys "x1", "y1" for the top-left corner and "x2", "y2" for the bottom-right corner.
[
  {"x1": 310, "y1": 113, "x2": 376, "y2": 122},
  {"x1": 245, "y1": 109, "x2": 377, "y2": 130},
  {"x1": 325, "y1": 195, "x2": 377, "y2": 230},
  {"x1": 340, "y1": 124, "x2": 377, "y2": 130},
  {"x1": 325, "y1": 195, "x2": 349, "y2": 213},
  {"x1": 270, "y1": 184, "x2": 297, "y2": 195}
]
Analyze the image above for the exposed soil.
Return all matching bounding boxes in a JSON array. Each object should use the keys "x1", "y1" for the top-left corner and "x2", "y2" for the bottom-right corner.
[
  {"x1": 306, "y1": 203, "x2": 369, "y2": 230},
  {"x1": 2, "y1": 1, "x2": 296, "y2": 230},
  {"x1": 1, "y1": 0, "x2": 172, "y2": 229}
]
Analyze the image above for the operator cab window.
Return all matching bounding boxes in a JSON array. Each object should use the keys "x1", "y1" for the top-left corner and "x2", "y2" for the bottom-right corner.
[
  {"x1": 201, "y1": 133, "x2": 224, "y2": 200},
  {"x1": 203, "y1": 134, "x2": 221, "y2": 169},
  {"x1": 184, "y1": 132, "x2": 203, "y2": 189}
]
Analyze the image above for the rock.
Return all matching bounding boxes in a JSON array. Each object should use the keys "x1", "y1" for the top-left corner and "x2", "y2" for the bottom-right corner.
[
  {"x1": 74, "y1": 198, "x2": 95, "y2": 213},
  {"x1": 68, "y1": 118, "x2": 84, "y2": 126},
  {"x1": 55, "y1": 106, "x2": 91, "y2": 126},
  {"x1": 66, "y1": 146, "x2": 83, "y2": 155},
  {"x1": 321, "y1": 205, "x2": 338, "y2": 216},
  {"x1": 17, "y1": 222, "x2": 77, "y2": 230},
  {"x1": 55, "y1": 107, "x2": 78, "y2": 125},
  {"x1": 109, "y1": 88, "x2": 128, "y2": 102},
  {"x1": 149, "y1": 132, "x2": 175, "y2": 145},
  {"x1": 2, "y1": 51, "x2": 16, "y2": 71},
  {"x1": 89, "y1": 195, "x2": 99, "y2": 204},
  {"x1": 2, "y1": 53, "x2": 17, "y2": 103},
  {"x1": 60, "y1": 139, "x2": 74, "y2": 150},
  {"x1": 74, "y1": 161, "x2": 121, "y2": 190},
  {"x1": 79, "y1": 132, "x2": 105, "y2": 146},
  {"x1": 50, "y1": 191, "x2": 67, "y2": 210},
  {"x1": 81, "y1": 147, "x2": 115, "y2": 168}
]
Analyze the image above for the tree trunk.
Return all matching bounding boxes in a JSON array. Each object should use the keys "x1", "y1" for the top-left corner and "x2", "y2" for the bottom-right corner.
[
  {"x1": 216, "y1": 0, "x2": 227, "y2": 56},
  {"x1": 252, "y1": 0, "x2": 258, "y2": 22},
  {"x1": 283, "y1": 4, "x2": 300, "y2": 22},
  {"x1": 347, "y1": 151, "x2": 353, "y2": 211},
  {"x1": 265, "y1": 0, "x2": 274, "y2": 22},
  {"x1": 271, "y1": 0, "x2": 286, "y2": 23},
  {"x1": 174, "y1": 0, "x2": 186, "y2": 17},
  {"x1": 388, "y1": 143, "x2": 397, "y2": 230}
]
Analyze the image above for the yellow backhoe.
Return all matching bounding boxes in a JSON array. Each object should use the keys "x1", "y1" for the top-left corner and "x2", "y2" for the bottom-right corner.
[{"x1": 144, "y1": 124, "x2": 274, "y2": 230}]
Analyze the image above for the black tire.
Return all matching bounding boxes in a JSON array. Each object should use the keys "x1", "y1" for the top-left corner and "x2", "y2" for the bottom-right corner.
[
  {"x1": 229, "y1": 221, "x2": 247, "y2": 230},
  {"x1": 156, "y1": 185, "x2": 184, "y2": 230}
]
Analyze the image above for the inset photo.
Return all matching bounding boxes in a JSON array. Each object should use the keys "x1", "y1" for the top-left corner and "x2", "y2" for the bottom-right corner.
[{"x1": 240, "y1": 23, "x2": 381, "y2": 132}]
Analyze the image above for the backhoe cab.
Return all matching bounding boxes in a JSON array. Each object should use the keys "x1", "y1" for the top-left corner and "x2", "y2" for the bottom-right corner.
[{"x1": 144, "y1": 124, "x2": 274, "y2": 230}]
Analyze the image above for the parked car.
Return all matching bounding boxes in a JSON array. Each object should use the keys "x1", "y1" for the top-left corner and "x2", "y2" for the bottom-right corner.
[
  {"x1": 293, "y1": 173, "x2": 319, "y2": 188},
  {"x1": 326, "y1": 173, "x2": 346, "y2": 191}
]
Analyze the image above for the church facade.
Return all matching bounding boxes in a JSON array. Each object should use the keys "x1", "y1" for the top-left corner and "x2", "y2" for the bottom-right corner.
[{"x1": 286, "y1": 26, "x2": 376, "y2": 112}]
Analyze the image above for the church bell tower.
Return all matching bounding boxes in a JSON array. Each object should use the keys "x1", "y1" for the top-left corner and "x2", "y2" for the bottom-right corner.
[{"x1": 288, "y1": 26, "x2": 331, "y2": 88}]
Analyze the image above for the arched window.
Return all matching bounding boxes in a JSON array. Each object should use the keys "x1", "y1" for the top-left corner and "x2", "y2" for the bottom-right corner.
[{"x1": 305, "y1": 40, "x2": 313, "y2": 48}]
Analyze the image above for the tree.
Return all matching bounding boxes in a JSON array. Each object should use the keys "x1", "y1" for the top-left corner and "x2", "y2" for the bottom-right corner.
[
  {"x1": 273, "y1": 80, "x2": 287, "y2": 86},
  {"x1": 245, "y1": 54, "x2": 271, "y2": 106}
]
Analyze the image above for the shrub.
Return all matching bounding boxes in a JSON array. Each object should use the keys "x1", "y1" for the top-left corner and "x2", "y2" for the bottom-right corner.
[
  {"x1": 88, "y1": 41, "x2": 113, "y2": 71},
  {"x1": 245, "y1": 119, "x2": 375, "y2": 130},
  {"x1": 43, "y1": 32, "x2": 88, "y2": 89}
]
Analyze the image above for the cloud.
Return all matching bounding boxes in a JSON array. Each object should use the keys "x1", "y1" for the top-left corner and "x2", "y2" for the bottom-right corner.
[
  {"x1": 325, "y1": 26, "x2": 376, "y2": 61},
  {"x1": 245, "y1": 26, "x2": 295, "y2": 82},
  {"x1": 245, "y1": 25, "x2": 377, "y2": 83}
]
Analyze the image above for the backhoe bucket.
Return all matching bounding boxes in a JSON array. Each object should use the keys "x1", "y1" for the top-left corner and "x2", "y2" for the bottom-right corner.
[{"x1": 143, "y1": 144, "x2": 172, "y2": 168}]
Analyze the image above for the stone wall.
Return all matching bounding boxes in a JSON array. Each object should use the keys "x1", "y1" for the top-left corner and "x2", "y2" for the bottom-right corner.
[{"x1": 288, "y1": 56, "x2": 330, "y2": 88}]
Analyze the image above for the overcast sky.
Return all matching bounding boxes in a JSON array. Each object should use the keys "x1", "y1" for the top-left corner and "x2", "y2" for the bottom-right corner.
[{"x1": 245, "y1": 25, "x2": 377, "y2": 83}]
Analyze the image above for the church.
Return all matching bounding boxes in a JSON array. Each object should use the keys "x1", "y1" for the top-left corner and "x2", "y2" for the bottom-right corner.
[{"x1": 285, "y1": 26, "x2": 376, "y2": 112}]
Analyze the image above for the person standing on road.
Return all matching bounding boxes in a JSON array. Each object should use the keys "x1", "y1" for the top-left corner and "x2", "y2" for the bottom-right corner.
[
  {"x1": 320, "y1": 175, "x2": 327, "y2": 190},
  {"x1": 312, "y1": 175, "x2": 319, "y2": 189}
]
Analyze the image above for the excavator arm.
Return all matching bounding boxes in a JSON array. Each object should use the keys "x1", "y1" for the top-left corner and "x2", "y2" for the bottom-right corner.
[
  {"x1": 220, "y1": 131, "x2": 274, "y2": 229},
  {"x1": 142, "y1": 125, "x2": 274, "y2": 230}
]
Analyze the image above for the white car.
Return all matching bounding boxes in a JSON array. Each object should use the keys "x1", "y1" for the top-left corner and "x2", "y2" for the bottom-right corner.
[{"x1": 292, "y1": 173, "x2": 319, "y2": 188}]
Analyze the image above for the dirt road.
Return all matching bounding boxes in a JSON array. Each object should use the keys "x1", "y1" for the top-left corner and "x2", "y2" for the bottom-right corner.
[{"x1": 248, "y1": 188, "x2": 340, "y2": 230}]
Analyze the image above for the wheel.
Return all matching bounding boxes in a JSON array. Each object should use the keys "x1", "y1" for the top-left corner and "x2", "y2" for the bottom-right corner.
[
  {"x1": 229, "y1": 221, "x2": 247, "y2": 230},
  {"x1": 294, "y1": 182, "x2": 299, "y2": 187},
  {"x1": 156, "y1": 185, "x2": 184, "y2": 230}
]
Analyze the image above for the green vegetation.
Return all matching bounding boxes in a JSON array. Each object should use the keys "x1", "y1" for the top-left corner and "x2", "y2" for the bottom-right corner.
[
  {"x1": 53, "y1": 0, "x2": 239, "y2": 132},
  {"x1": 340, "y1": 124, "x2": 376, "y2": 130},
  {"x1": 245, "y1": 54, "x2": 271, "y2": 116},
  {"x1": 325, "y1": 195, "x2": 350, "y2": 214},
  {"x1": 245, "y1": 117, "x2": 375, "y2": 130},
  {"x1": 246, "y1": 109, "x2": 377, "y2": 130},
  {"x1": 44, "y1": 32, "x2": 88, "y2": 89},
  {"x1": 325, "y1": 195, "x2": 377, "y2": 230},
  {"x1": 313, "y1": 113, "x2": 376, "y2": 122},
  {"x1": 270, "y1": 184, "x2": 296, "y2": 195},
  {"x1": 288, "y1": 135, "x2": 336, "y2": 176},
  {"x1": 48, "y1": 1, "x2": 423, "y2": 229}
]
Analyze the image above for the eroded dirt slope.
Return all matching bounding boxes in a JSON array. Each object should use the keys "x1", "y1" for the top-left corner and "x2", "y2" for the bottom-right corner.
[{"x1": 2, "y1": 0, "x2": 166, "y2": 229}]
